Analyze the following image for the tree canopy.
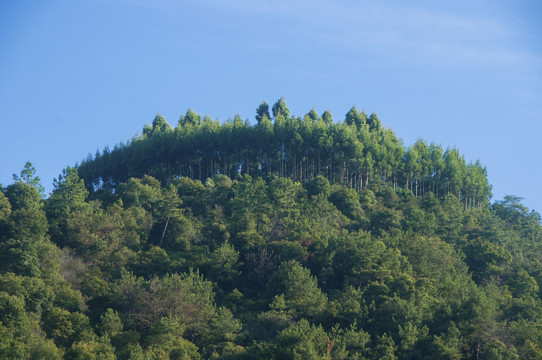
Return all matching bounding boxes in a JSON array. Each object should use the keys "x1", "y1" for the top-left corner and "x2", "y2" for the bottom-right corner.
[
  {"x1": 0, "y1": 101, "x2": 540, "y2": 359},
  {"x1": 78, "y1": 99, "x2": 492, "y2": 211}
]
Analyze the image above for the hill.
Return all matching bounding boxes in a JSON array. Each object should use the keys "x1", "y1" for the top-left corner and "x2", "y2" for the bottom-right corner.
[{"x1": 0, "y1": 99, "x2": 541, "y2": 359}]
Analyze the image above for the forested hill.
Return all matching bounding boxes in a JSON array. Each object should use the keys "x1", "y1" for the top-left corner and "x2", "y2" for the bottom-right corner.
[
  {"x1": 78, "y1": 98, "x2": 491, "y2": 209},
  {"x1": 2, "y1": 100, "x2": 542, "y2": 359}
]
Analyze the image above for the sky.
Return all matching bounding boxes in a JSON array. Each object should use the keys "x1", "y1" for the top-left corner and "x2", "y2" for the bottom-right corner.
[{"x1": 1, "y1": 0, "x2": 541, "y2": 211}]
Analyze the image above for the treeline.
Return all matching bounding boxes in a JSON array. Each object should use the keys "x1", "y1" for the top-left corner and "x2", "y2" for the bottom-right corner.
[
  {"x1": 1, "y1": 162, "x2": 541, "y2": 359},
  {"x1": 78, "y1": 99, "x2": 491, "y2": 209}
]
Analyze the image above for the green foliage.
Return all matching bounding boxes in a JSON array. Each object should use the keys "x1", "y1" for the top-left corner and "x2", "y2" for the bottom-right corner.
[
  {"x1": 46, "y1": 167, "x2": 91, "y2": 247},
  {"x1": 345, "y1": 106, "x2": 367, "y2": 129},
  {"x1": 206, "y1": 241, "x2": 240, "y2": 288},
  {"x1": 272, "y1": 97, "x2": 290, "y2": 119},
  {"x1": 118, "y1": 175, "x2": 163, "y2": 211},
  {"x1": 273, "y1": 319, "x2": 331, "y2": 360},
  {"x1": 3, "y1": 102, "x2": 542, "y2": 358},
  {"x1": 0, "y1": 191, "x2": 11, "y2": 226},
  {"x1": 464, "y1": 237, "x2": 512, "y2": 281},
  {"x1": 65, "y1": 337, "x2": 116, "y2": 360},
  {"x1": 112, "y1": 270, "x2": 216, "y2": 339},
  {"x1": 4, "y1": 181, "x2": 43, "y2": 212},
  {"x1": 12, "y1": 161, "x2": 45, "y2": 197},
  {"x1": 145, "y1": 315, "x2": 200, "y2": 359},
  {"x1": 256, "y1": 101, "x2": 271, "y2": 124},
  {"x1": 98, "y1": 308, "x2": 123, "y2": 337},
  {"x1": 304, "y1": 175, "x2": 331, "y2": 198},
  {"x1": 0, "y1": 183, "x2": 57, "y2": 279},
  {"x1": 269, "y1": 260, "x2": 327, "y2": 320},
  {"x1": 77, "y1": 99, "x2": 492, "y2": 212},
  {"x1": 480, "y1": 339, "x2": 519, "y2": 360}
]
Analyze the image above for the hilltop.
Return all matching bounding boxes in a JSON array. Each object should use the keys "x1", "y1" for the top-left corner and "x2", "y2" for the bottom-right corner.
[{"x1": 78, "y1": 98, "x2": 491, "y2": 211}]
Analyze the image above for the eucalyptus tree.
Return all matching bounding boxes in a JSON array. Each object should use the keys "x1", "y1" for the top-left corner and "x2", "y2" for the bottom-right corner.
[
  {"x1": 271, "y1": 97, "x2": 290, "y2": 119},
  {"x1": 311, "y1": 116, "x2": 331, "y2": 177},
  {"x1": 299, "y1": 113, "x2": 315, "y2": 180},
  {"x1": 429, "y1": 143, "x2": 445, "y2": 196},
  {"x1": 412, "y1": 139, "x2": 431, "y2": 196},
  {"x1": 344, "y1": 106, "x2": 366, "y2": 129},
  {"x1": 74, "y1": 98, "x2": 493, "y2": 207},
  {"x1": 321, "y1": 109, "x2": 333, "y2": 125},
  {"x1": 255, "y1": 112, "x2": 275, "y2": 176},
  {"x1": 273, "y1": 112, "x2": 289, "y2": 178},
  {"x1": 404, "y1": 146, "x2": 420, "y2": 194},
  {"x1": 151, "y1": 114, "x2": 172, "y2": 134},
  {"x1": 306, "y1": 108, "x2": 319, "y2": 122},
  {"x1": 367, "y1": 112, "x2": 382, "y2": 132},
  {"x1": 255, "y1": 101, "x2": 270, "y2": 124},
  {"x1": 443, "y1": 148, "x2": 467, "y2": 200},
  {"x1": 285, "y1": 115, "x2": 302, "y2": 180},
  {"x1": 465, "y1": 161, "x2": 491, "y2": 209},
  {"x1": 179, "y1": 108, "x2": 202, "y2": 128}
]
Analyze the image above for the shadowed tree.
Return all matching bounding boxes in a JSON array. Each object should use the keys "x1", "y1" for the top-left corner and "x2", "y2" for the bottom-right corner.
[
  {"x1": 256, "y1": 101, "x2": 271, "y2": 125},
  {"x1": 272, "y1": 97, "x2": 290, "y2": 119}
]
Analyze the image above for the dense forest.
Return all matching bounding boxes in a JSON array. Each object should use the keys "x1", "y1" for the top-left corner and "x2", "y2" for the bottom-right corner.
[
  {"x1": 77, "y1": 98, "x2": 491, "y2": 210},
  {"x1": 1, "y1": 99, "x2": 542, "y2": 359}
]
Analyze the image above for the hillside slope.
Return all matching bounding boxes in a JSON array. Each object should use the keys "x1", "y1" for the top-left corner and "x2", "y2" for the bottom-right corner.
[{"x1": 0, "y1": 101, "x2": 541, "y2": 359}]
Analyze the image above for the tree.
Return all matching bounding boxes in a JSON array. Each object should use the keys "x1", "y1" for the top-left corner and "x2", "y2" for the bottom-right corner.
[
  {"x1": 12, "y1": 161, "x2": 45, "y2": 197},
  {"x1": 268, "y1": 260, "x2": 327, "y2": 320},
  {"x1": 98, "y1": 308, "x2": 123, "y2": 337},
  {"x1": 46, "y1": 167, "x2": 91, "y2": 247},
  {"x1": 272, "y1": 97, "x2": 290, "y2": 119},
  {"x1": 305, "y1": 175, "x2": 331, "y2": 198},
  {"x1": 256, "y1": 101, "x2": 271, "y2": 124},
  {"x1": 206, "y1": 307, "x2": 243, "y2": 357},
  {"x1": 179, "y1": 109, "x2": 202, "y2": 128},
  {"x1": 321, "y1": 110, "x2": 333, "y2": 125},
  {"x1": 372, "y1": 333, "x2": 398, "y2": 360},
  {"x1": 404, "y1": 145, "x2": 421, "y2": 195},
  {"x1": 367, "y1": 112, "x2": 382, "y2": 131},
  {"x1": 144, "y1": 315, "x2": 200, "y2": 360},
  {"x1": 442, "y1": 148, "x2": 467, "y2": 200},
  {"x1": 7, "y1": 99, "x2": 542, "y2": 360},
  {"x1": 344, "y1": 106, "x2": 366, "y2": 129},
  {"x1": 273, "y1": 319, "x2": 331, "y2": 360},
  {"x1": 65, "y1": 337, "x2": 116, "y2": 360},
  {"x1": 464, "y1": 238, "x2": 512, "y2": 282},
  {"x1": 307, "y1": 108, "x2": 319, "y2": 121},
  {"x1": 112, "y1": 271, "x2": 216, "y2": 339},
  {"x1": 118, "y1": 175, "x2": 163, "y2": 211},
  {"x1": 4, "y1": 181, "x2": 43, "y2": 212},
  {"x1": 206, "y1": 242, "x2": 240, "y2": 288},
  {"x1": 1, "y1": 182, "x2": 52, "y2": 278},
  {"x1": 151, "y1": 114, "x2": 172, "y2": 133},
  {"x1": 328, "y1": 185, "x2": 363, "y2": 222}
]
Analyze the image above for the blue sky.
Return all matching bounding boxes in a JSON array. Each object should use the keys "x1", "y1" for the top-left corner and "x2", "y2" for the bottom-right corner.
[{"x1": 1, "y1": 0, "x2": 541, "y2": 211}]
